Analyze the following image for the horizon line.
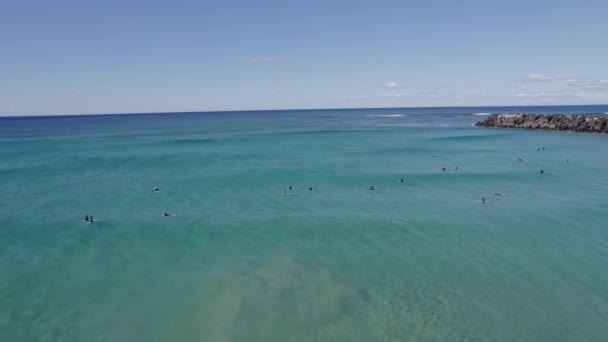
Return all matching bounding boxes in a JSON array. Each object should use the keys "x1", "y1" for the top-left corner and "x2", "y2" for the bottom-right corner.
[{"x1": 1, "y1": 103, "x2": 607, "y2": 118}]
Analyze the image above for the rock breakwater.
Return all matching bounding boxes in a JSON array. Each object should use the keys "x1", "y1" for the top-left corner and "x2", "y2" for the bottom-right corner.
[{"x1": 475, "y1": 114, "x2": 608, "y2": 134}]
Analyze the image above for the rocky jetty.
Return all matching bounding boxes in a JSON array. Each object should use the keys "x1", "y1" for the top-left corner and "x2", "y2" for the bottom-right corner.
[{"x1": 475, "y1": 114, "x2": 608, "y2": 134}]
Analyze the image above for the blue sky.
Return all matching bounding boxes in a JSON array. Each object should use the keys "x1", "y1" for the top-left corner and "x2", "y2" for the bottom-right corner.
[{"x1": 1, "y1": 0, "x2": 607, "y2": 115}]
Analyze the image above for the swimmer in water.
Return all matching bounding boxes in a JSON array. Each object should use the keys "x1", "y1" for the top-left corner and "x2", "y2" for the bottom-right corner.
[
  {"x1": 482, "y1": 197, "x2": 486, "y2": 204},
  {"x1": 282, "y1": 189, "x2": 287, "y2": 195},
  {"x1": 288, "y1": 185, "x2": 293, "y2": 190},
  {"x1": 400, "y1": 178, "x2": 404, "y2": 183},
  {"x1": 84, "y1": 214, "x2": 89, "y2": 222},
  {"x1": 309, "y1": 186, "x2": 313, "y2": 191},
  {"x1": 442, "y1": 167, "x2": 446, "y2": 171},
  {"x1": 493, "y1": 192, "x2": 506, "y2": 197},
  {"x1": 369, "y1": 185, "x2": 375, "y2": 191},
  {"x1": 89, "y1": 216, "x2": 95, "y2": 223},
  {"x1": 540, "y1": 169, "x2": 544, "y2": 174},
  {"x1": 518, "y1": 158, "x2": 523, "y2": 162},
  {"x1": 163, "y1": 212, "x2": 170, "y2": 217},
  {"x1": 455, "y1": 166, "x2": 459, "y2": 171},
  {"x1": 154, "y1": 185, "x2": 159, "y2": 192}
]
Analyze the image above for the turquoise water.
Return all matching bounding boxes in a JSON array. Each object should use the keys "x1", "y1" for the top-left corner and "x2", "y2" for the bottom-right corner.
[{"x1": 1, "y1": 106, "x2": 608, "y2": 341}]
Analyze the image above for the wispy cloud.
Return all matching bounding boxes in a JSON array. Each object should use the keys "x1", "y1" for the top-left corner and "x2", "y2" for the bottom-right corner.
[
  {"x1": 513, "y1": 89, "x2": 608, "y2": 102},
  {"x1": 383, "y1": 81, "x2": 402, "y2": 89},
  {"x1": 384, "y1": 93, "x2": 405, "y2": 98},
  {"x1": 563, "y1": 78, "x2": 608, "y2": 89},
  {"x1": 521, "y1": 73, "x2": 565, "y2": 82},
  {"x1": 249, "y1": 57, "x2": 273, "y2": 64},
  {"x1": 514, "y1": 90, "x2": 574, "y2": 99},
  {"x1": 519, "y1": 73, "x2": 608, "y2": 89},
  {"x1": 383, "y1": 90, "x2": 448, "y2": 100}
]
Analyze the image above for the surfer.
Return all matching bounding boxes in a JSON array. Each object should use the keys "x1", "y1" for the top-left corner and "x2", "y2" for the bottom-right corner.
[
  {"x1": 482, "y1": 197, "x2": 486, "y2": 204},
  {"x1": 154, "y1": 185, "x2": 159, "y2": 192},
  {"x1": 288, "y1": 185, "x2": 293, "y2": 190},
  {"x1": 540, "y1": 169, "x2": 544, "y2": 174},
  {"x1": 442, "y1": 167, "x2": 446, "y2": 171},
  {"x1": 518, "y1": 158, "x2": 523, "y2": 162},
  {"x1": 309, "y1": 186, "x2": 313, "y2": 191},
  {"x1": 89, "y1": 216, "x2": 95, "y2": 223},
  {"x1": 369, "y1": 185, "x2": 375, "y2": 191},
  {"x1": 493, "y1": 192, "x2": 506, "y2": 197},
  {"x1": 400, "y1": 178, "x2": 404, "y2": 183},
  {"x1": 163, "y1": 212, "x2": 170, "y2": 217},
  {"x1": 282, "y1": 189, "x2": 287, "y2": 195},
  {"x1": 84, "y1": 214, "x2": 89, "y2": 222},
  {"x1": 455, "y1": 166, "x2": 459, "y2": 171}
]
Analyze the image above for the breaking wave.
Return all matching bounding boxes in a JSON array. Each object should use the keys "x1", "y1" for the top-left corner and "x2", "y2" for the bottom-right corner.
[{"x1": 365, "y1": 114, "x2": 406, "y2": 118}]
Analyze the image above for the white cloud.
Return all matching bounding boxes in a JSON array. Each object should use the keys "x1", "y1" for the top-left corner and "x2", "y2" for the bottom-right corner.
[
  {"x1": 513, "y1": 89, "x2": 608, "y2": 103},
  {"x1": 563, "y1": 78, "x2": 608, "y2": 88},
  {"x1": 249, "y1": 57, "x2": 273, "y2": 64},
  {"x1": 522, "y1": 73, "x2": 565, "y2": 82},
  {"x1": 384, "y1": 93, "x2": 405, "y2": 98},
  {"x1": 520, "y1": 73, "x2": 608, "y2": 89},
  {"x1": 514, "y1": 91, "x2": 554, "y2": 99},
  {"x1": 384, "y1": 81, "x2": 401, "y2": 89},
  {"x1": 384, "y1": 91, "x2": 448, "y2": 100}
]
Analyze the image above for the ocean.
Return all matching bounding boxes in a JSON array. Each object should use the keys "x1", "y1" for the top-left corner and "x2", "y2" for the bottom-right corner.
[{"x1": 1, "y1": 105, "x2": 608, "y2": 341}]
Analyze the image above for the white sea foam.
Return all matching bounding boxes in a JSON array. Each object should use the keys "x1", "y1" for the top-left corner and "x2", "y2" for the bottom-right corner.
[
  {"x1": 472, "y1": 112, "x2": 492, "y2": 116},
  {"x1": 365, "y1": 114, "x2": 405, "y2": 118}
]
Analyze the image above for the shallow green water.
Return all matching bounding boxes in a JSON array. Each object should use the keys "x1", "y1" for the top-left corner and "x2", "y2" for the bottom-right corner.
[{"x1": 1, "y1": 107, "x2": 608, "y2": 341}]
